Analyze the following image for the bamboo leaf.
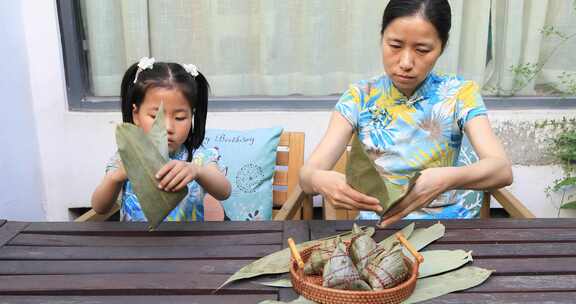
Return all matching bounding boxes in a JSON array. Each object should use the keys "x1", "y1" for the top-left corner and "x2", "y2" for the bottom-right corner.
[
  {"x1": 417, "y1": 250, "x2": 473, "y2": 278},
  {"x1": 406, "y1": 222, "x2": 445, "y2": 252},
  {"x1": 259, "y1": 296, "x2": 317, "y2": 304},
  {"x1": 403, "y1": 266, "x2": 493, "y2": 304},
  {"x1": 148, "y1": 102, "x2": 169, "y2": 160},
  {"x1": 257, "y1": 278, "x2": 293, "y2": 288},
  {"x1": 378, "y1": 222, "x2": 415, "y2": 252},
  {"x1": 116, "y1": 123, "x2": 187, "y2": 231},
  {"x1": 218, "y1": 227, "x2": 374, "y2": 289},
  {"x1": 346, "y1": 135, "x2": 419, "y2": 215}
]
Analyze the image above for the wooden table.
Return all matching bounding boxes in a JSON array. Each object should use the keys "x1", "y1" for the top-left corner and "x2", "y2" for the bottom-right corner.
[{"x1": 0, "y1": 219, "x2": 575, "y2": 303}]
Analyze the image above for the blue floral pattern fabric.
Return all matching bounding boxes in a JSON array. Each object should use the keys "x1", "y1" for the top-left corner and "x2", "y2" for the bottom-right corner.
[
  {"x1": 335, "y1": 72, "x2": 487, "y2": 219},
  {"x1": 106, "y1": 146, "x2": 220, "y2": 222}
]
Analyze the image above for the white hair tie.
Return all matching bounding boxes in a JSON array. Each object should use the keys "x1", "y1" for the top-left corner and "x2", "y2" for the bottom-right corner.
[
  {"x1": 133, "y1": 57, "x2": 155, "y2": 83},
  {"x1": 182, "y1": 63, "x2": 199, "y2": 77}
]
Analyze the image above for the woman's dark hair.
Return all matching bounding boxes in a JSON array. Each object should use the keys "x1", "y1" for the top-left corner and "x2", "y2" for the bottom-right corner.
[
  {"x1": 120, "y1": 61, "x2": 209, "y2": 161},
  {"x1": 380, "y1": 0, "x2": 452, "y2": 50}
]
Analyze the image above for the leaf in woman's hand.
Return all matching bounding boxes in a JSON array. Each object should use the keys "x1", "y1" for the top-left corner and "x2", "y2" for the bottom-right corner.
[
  {"x1": 346, "y1": 134, "x2": 419, "y2": 215},
  {"x1": 116, "y1": 104, "x2": 187, "y2": 230}
]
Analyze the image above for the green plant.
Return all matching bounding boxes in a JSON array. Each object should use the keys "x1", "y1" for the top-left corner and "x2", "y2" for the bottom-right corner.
[{"x1": 544, "y1": 119, "x2": 576, "y2": 210}]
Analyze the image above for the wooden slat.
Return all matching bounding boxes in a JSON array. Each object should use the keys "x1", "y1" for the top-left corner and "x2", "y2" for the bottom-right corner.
[
  {"x1": 0, "y1": 295, "x2": 278, "y2": 304},
  {"x1": 0, "y1": 273, "x2": 277, "y2": 295},
  {"x1": 0, "y1": 222, "x2": 29, "y2": 247},
  {"x1": 9, "y1": 232, "x2": 282, "y2": 247},
  {"x1": 471, "y1": 257, "x2": 576, "y2": 275},
  {"x1": 468, "y1": 275, "x2": 576, "y2": 293},
  {"x1": 0, "y1": 244, "x2": 281, "y2": 260},
  {"x1": 491, "y1": 188, "x2": 536, "y2": 218},
  {"x1": 373, "y1": 228, "x2": 576, "y2": 243},
  {"x1": 286, "y1": 132, "x2": 304, "y2": 196},
  {"x1": 480, "y1": 192, "x2": 491, "y2": 219},
  {"x1": 276, "y1": 151, "x2": 289, "y2": 166},
  {"x1": 24, "y1": 221, "x2": 283, "y2": 233},
  {"x1": 0, "y1": 260, "x2": 256, "y2": 275},
  {"x1": 273, "y1": 190, "x2": 287, "y2": 207},
  {"x1": 427, "y1": 243, "x2": 576, "y2": 258},
  {"x1": 422, "y1": 292, "x2": 576, "y2": 304},
  {"x1": 278, "y1": 132, "x2": 290, "y2": 147},
  {"x1": 274, "y1": 186, "x2": 305, "y2": 221},
  {"x1": 75, "y1": 204, "x2": 120, "y2": 222},
  {"x1": 272, "y1": 171, "x2": 288, "y2": 186},
  {"x1": 0, "y1": 220, "x2": 6, "y2": 228}
]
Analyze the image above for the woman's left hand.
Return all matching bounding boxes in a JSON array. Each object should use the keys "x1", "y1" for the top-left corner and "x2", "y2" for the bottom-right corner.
[
  {"x1": 156, "y1": 160, "x2": 200, "y2": 192},
  {"x1": 379, "y1": 167, "x2": 455, "y2": 227}
]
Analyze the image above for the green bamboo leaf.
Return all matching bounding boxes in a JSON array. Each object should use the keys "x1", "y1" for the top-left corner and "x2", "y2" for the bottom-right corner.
[
  {"x1": 116, "y1": 123, "x2": 187, "y2": 231},
  {"x1": 417, "y1": 250, "x2": 473, "y2": 278},
  {"x1": 561, "y1": 200, "x2": 576, "y2": 209},
  {"x1": 406, "y1": 222, "x2": 445, "y2": 252},
  {"x1": 378, "y1": 222, "x2": 415, "y2": 252},
  {"x1": 218, "y1": 227, "x2": 375, "y2": 289},
  {"x1": 346, "y1": 135, "x2": 419, "y2": 215},
  {"x1": 148, "y1": 102, "x2": 169, "y2": 160},
  {"x1": 259, "y1": 296, "x2": 317, "y2": 304},
  {"x1": 257, "y1": 278, "x2": 293, "y2": 288},
  {"x1": 403, "y1": 266, "x2": 493, "y2": 304}
]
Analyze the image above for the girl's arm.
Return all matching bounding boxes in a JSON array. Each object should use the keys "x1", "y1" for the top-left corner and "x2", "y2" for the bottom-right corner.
[
  {"x1": 380, "y1": 116, "x2": 513, "y2": 226},
  {"x1": 91, "y1": 167, "x2": 127, "y2": 214},
  {"x1": 196, "y1": 163, "x2": 231, "y2": 201},
  {"x1": 299, "y1": 111, "x2": 382, "y2": 212}
]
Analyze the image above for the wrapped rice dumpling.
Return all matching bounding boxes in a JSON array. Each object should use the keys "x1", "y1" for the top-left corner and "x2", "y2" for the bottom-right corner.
[
  {"x1": 304, "y1": 239, "x2": 337, "y2": 275},
  {"x1": 322, "y1": 238, "x2": 372, "y2": 291},
  {"x1": 363, "y1": 248, "x2": 410, "y2": 290},
  {"x1": 349, "y1": 225, "x2": 378, "y2": 271}
]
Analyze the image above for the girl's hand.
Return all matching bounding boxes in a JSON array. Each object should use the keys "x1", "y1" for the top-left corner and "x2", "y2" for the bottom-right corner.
[
  {"x1": 156, "y1": 160, "x2": 200, "y2": 192},
  {"x1": 379, "y1": 167, "x2": 454, "y2": 227},
  {"x1": 312, "y1": 170, "x2": 382, "y2": 213}
]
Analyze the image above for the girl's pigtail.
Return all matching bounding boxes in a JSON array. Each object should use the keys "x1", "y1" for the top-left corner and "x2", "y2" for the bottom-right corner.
[
  {"x1": 120, "y1": 63, "x2": 140, "y2": 123},
  {"x1": 187, "y1": 71, "x2": 210, "y2": 157}
]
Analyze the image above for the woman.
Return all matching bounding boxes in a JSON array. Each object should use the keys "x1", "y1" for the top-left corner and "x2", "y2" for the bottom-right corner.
[{"x1": 299, "y1": 0, "x2": 513, "y2": 227}]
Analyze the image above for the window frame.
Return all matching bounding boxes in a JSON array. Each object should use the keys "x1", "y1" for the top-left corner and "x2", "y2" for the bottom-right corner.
[{"x1": 57, "y1": 0, "x2": 576, "y2": 112}]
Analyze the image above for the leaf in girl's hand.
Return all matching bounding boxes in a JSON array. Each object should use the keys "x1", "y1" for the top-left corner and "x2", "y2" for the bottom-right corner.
[
  {"x1": 403, "y1": 266, "x2": 493, "y2": 304},
  {"x1": 346, "y1": 134, "x2": 419, "y2": 215},
  {"x1": 218, "y1": 226, "x2": 375, "y2": 289},
  {"x1": 116, "y1": 123, "x2": 187, "y2": 231},
  {"x1": 148, "y1": 101, "x2": 169, "y2": 160},
  {"x1": 417, "y1": 250, "x2": 473, "y2": 278}
]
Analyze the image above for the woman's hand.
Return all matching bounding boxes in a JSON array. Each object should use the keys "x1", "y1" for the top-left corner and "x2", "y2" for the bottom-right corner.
[
  {"x1": 156, "y1": 160, "x2": 200, "y2": 192},
  {"x1": 379, "y1": 167, "x2": 455, "y2": 227},
  {"x1": 312, "y1": 170, "x2": 382, "y2": 213}
]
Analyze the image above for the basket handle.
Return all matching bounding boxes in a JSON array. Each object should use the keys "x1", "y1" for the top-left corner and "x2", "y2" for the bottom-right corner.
[
  {"x1": 396, "y1": 232, "x2": 424, "y2": 264},
  {"x1": 288, "y1": 237, "x2": 305, "y2": 270}
]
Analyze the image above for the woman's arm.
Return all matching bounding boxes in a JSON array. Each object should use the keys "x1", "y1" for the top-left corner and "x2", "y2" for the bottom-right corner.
[
  {"x1": 299, "y1": 111, "x2": 382, "y2": 212},
  {"x1": 91, "y1": 167, "x2": 126, "y2": 214},
  {"x1": 379, "y1": 115, "x2": 513, "y2": 226}
]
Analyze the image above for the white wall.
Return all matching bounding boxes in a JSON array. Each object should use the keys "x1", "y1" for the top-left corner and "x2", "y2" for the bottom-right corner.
[
  {"x1": 18, "y1": 0, "x2": 576, "y2": 221},
  {"x1": 0, "y1": 1, "x2": 46, "y2": 220}
]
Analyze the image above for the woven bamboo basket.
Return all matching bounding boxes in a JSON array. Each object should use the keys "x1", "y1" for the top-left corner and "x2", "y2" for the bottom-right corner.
[{"x1": 289, "y1": 233, "x2": 422, "y2": 304}]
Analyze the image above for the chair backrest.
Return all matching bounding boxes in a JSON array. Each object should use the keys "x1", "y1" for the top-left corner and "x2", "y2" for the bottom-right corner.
[
  {"x1": 272, "y1": 132, "x2": 313, "y2": 220},
  {"x1": 76, "y1": 131, "x2": 312, "y2": 222}
]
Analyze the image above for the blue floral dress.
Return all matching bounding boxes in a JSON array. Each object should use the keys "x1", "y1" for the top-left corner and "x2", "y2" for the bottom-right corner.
[
  {"x1": 335, "y1": 72, "x2": 487, "y2": 220},
  {"x1": 106, "y1": 146, "x2": 220, "y2": 222}
]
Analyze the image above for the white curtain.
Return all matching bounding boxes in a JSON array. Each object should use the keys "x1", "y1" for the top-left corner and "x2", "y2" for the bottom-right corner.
[{"x1": 81, "y1": 0, "x2": 575, "y2": 97}]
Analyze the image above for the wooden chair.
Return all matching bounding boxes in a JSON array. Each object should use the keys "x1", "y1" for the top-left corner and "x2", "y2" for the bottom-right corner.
[
  {"x1": 275, "y1": 136, "x2": 535, "y2": 221},
  {"x1": 76, "y1": 131, "x2": 313, "y2": 222}
]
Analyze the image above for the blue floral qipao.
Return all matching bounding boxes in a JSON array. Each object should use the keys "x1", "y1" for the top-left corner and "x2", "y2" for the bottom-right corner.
[
  {"x1": 106, "y1": 146, "x2": 220, "y2": 222},
  {"x1": 335, "y1": 72, "x2": 487, "y2": 220}
]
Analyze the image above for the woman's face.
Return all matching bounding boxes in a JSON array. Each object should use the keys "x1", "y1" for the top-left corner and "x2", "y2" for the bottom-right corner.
[{"x1": 381, "y1": 15, "x2": 443, "y2": 97}]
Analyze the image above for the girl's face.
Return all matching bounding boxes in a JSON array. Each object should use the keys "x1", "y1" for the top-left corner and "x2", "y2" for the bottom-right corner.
[
  {"x1": 133, "y1": 87, "x2": 193, "y2": 153},
  {"x1": 381, "y1": 15, "x2": 443, "y2": 97}
]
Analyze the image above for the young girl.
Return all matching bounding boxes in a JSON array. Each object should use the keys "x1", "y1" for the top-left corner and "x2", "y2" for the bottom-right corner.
[{"x1": 91, "y1": 58, "x2": 231, "y2": 222}]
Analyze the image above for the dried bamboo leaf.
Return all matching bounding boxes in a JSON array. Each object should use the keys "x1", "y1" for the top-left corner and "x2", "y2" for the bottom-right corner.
[
  {"x1": 378, "y1": 222, "x2": 415, "y2": 252},
  {"x1": 405, "y1": 222, "x2": 445, "y2": 253},
  {"x1": 403, "y1": 266, "x2": 493, "y2": 304},
  {"x1": 417, "y1": 250, "x2": 473, "y2": 278},
  {"x1": 116, "y1": 123, "x2": 186, "y2": 231},
  {"x1": 346, "y1": 135, "x2": 419, "y2": 215},
  {"x1": 148, "y1": 102, "x2": 169, "y2": 160},
  {"x1": 257, "y1": 278, "x2": 293, "y2": 288},
  {"x1": 218, "y1": 226, "x2": 375, "y2": 289},
  {"x1": 258, "y1": 296, "x2": 317, "y2": 304}
]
